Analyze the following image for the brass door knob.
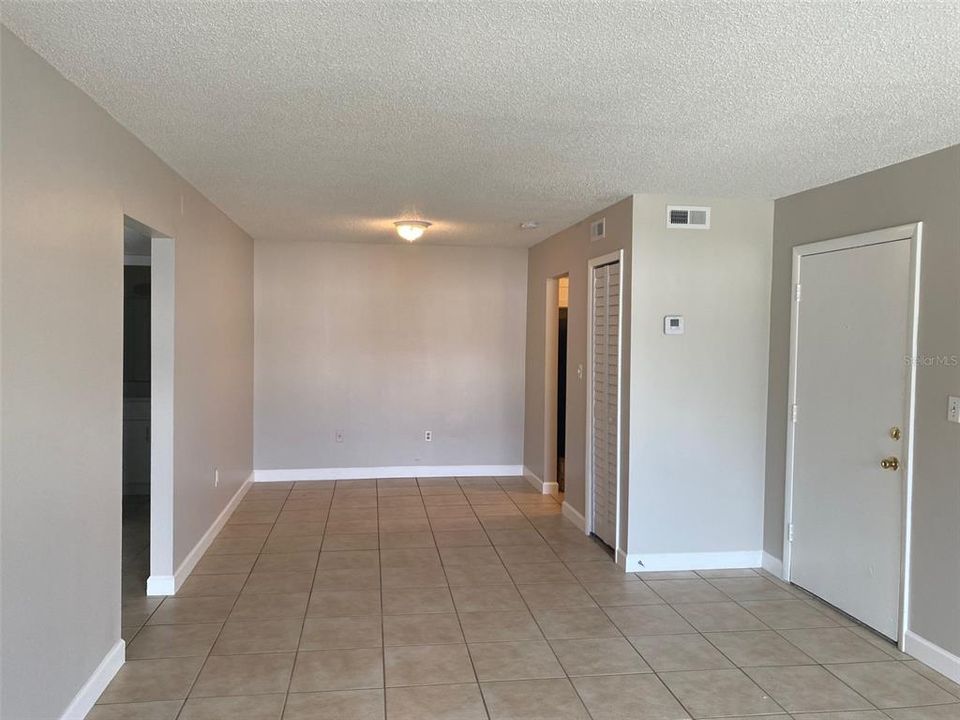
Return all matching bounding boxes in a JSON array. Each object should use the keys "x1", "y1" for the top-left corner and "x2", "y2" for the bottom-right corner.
[{"x1": 880, "y1": 457, "x2": 900, "y2": 471}]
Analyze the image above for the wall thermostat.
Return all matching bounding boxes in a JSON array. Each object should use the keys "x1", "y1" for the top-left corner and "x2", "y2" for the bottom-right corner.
[{"x1": 664, "y1": 316, "x2": 684, "y2": 335}]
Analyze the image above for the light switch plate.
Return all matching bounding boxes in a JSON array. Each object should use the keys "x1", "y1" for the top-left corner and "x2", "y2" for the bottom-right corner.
[{"x1": 948, "y1": 396, "x2": 960, "y2": 424}]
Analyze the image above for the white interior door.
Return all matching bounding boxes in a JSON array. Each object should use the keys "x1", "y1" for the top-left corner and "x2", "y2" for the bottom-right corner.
[
  {"x1": 590, "y1": 259, "x2": 620, "y2": 548},
  {"x1": 789, "y1": 237, "x2": 913, "y2": 639}
]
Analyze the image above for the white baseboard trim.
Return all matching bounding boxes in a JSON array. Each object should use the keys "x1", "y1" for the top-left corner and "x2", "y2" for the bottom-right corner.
[
  {"x1": 146, "y1": 574, "x2": 175, "y2": 596},
  {"x1": 761, "y1": 551, "x2": 785, "y2": 580},
  {"x1": 616, "y1": 548, "x2": 630, "y2": 569},
  {"x1": 147, "y1": 474, "x2": 253, "y2": 596},
  {"x1": 522, "y1": 466, "x2": 559, "y2": 496},
  {"x1": 904, "y1": 630, "x2": 960, "y2": 684},
  {"x1": 561, "y1": 501, "x2": 587, "y2": 532},
  {"x1": 522, "y1": 466, "x2": 543, "y2": 492},
  {"x1": 59, "y1": 639, "x2": 125, "y2": 720},
  {"x1": 622, "y1": 550, "x2": 763, "y2": 573},
  {"x1": 254, "y1": 465, "x2": 524, "y2": 482}
]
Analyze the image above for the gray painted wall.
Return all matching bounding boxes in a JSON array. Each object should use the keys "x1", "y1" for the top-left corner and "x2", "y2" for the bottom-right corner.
[
  {"x1": 764, "y1": 146, "x2": 960, "y2": 656},
  {"x1": 254, "y1": 240, "x2": 527, "y2": 470},
  {"x1": 0, "y1": 29, "x2": 254, "y2": 719},
  {"x1": 628, "y1": 196, "x2": 773, "y2": 558},
  {"x1": 523, "y1": 197, "x2": 634, "y2": 541}
]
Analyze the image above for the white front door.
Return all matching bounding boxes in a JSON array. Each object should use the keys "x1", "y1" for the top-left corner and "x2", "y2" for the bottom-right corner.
[
  {"x1": 789, "y1": 235, "x2": 914, "y2": 639},
  {"x1": 590, "y1": 259, "x2": 621, "y2": 548}
]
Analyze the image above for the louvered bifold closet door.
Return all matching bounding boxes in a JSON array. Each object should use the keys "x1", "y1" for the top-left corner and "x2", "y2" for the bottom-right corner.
[{"x1": 591, "y1": 260, "x2": 620, "y2": 548}]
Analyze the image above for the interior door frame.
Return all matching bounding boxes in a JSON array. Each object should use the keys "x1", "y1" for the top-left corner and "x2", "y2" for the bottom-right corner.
[
  {"x1": 147, "y1": 233, "x2": 176, "y2": 596},
  {"x1": 542, "y1": 274, "x2": 566, "y2": 496},
  {"x1": 782, "y1": 222, "x2": 922, "y2": 647},
  {"x1": 584, "y1": 249, "x2": 624, "y2": 556}
]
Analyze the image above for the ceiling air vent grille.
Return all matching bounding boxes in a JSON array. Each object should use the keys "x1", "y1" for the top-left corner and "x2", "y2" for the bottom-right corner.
[
  {"x1": 666, "y1": 205, "x2": 711, "y2": 230},
  {"x1": 590, "y1": 218, "x2": 606, "y2": 241}
]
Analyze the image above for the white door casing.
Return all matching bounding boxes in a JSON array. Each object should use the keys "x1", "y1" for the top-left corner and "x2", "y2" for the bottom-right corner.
[
  {"x1": 586, "y1": 251, "x2": 623, "y2": 550},
  {"x1": 783, "y1": 223, "x2": 921, "y2": 644}
]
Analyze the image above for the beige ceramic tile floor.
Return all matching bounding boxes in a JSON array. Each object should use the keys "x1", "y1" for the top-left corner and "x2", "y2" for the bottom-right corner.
[{"x1": 96, "y1": 476, "x2": 960, "y2": 720}]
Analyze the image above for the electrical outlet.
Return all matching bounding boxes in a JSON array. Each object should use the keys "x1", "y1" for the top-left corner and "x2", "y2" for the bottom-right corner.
[
  {"x1": 948, "y1": 396, "x2": 960, "y2": 424},
  {"x1": 214, "y1": 468, "x2": 219, "y2": 487},
  {"x1": 424, "y1": 430, "x2": 432, "y2": 442},
  {"x1": 335, "y1": 430, "x2": 344, "y2": 443}
]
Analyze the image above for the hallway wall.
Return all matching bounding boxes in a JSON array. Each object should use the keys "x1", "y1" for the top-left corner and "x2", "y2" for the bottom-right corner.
[
  {"x1": 254, "y1": 240, "x2": 527, "y2": 474},
  {"x1": 0, "y1": 29, "x2": 254, "y2": 719},
  {"x1": 764, "y1": 145, "x2": 960, "y2": 660},
  {"x1": 523, "y1": 197, "x2": 634, "y2": 541}
]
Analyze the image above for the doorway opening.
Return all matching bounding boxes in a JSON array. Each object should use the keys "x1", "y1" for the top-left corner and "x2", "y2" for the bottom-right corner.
[
  {"x1": 543, "y1": 274, "x2": 569, "y2": 497},
  {"x1": 556, "y1": 276, "x2": 569, "y2": 496},
  {"x1": 122, "y1": 216, "x2": 176, "y2": 599},
  {"x1": 122, "y1": 220, "x2": 152, "y2": 602}
]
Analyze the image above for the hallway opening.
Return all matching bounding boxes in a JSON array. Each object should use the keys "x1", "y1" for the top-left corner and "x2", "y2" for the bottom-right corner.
[
  {"x1": 122, "y1": 220, "x2": 152, "y2": 601},
  {"x1": 544, "y1": 274, "x2": 569, "y2": 498},
  {"x1": 556, "y1": 275, "x2": 569, "y2": 496}
]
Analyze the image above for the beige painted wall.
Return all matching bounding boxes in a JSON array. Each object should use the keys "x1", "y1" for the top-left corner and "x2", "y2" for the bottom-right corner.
[
  {"x1": 764, "y1": 145, "x2": 960, "y2": 657},
  {"x1": 254, "y1": 240, "x2": 527, "y2": 471},
  {"x1": 629, "y1": 196, "x2": 773, "y2": 560},
  {"x1": 0, "y1": 29, "x2": 254, "y2": 719},
  {"x1": 524, "y1": 197, "x2": 633, "y2": 542}
]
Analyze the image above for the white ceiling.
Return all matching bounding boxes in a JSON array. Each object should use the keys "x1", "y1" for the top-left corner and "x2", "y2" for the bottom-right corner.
[{"x1": 3, "y1": 1, "x2": 959, "y2": 247}]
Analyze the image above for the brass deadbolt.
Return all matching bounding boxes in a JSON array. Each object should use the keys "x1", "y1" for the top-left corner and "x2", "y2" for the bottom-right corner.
[{"x1": 890, "y1": 427, "x2": 902, "y2": 441}]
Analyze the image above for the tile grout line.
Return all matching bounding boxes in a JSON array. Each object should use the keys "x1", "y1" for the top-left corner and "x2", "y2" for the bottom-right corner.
[
  {"x1": 278, "y1": 480, "x2": 330, "y2": 718},
  {"x1": 108, "y1": 476, "x2": 959, "y2": 719},
  {"x1": 439, "y1": 475, "x2": 494, "y2": 720},
  {"x1": 503, "y1": 484, "x2": 601, "y2": 720},
  {"x1": 628, "y1": 578, "x2": 865, "y2": 719},
  {"x1": 377, "y1": 480, "x2": 387, "y2": 720},
  {"x1": 170, "y1": 484, "x2": 292, "y2": 720}
]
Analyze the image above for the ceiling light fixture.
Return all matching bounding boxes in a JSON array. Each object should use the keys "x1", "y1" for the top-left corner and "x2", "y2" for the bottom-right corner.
[
  {"x1": 394, "y1": 220, "x2": 432, "y2": 242},
  {"x1": 520, "y1": 221, "x2": 540, "y2": 230}
]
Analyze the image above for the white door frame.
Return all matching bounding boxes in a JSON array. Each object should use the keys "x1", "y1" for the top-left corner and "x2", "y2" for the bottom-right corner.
[
  {"x1": 123, "y1": 215, "x2": 177, "y2": 597},
  {"x1": 147, "y1": 234, "x2": 176, "y2": 596},
  {"x1": 782, "y1": 222, "x2": 922, "y2": 647},
  {"x1": 584, "y1": 249, "x2": 624, "y2": 555}
]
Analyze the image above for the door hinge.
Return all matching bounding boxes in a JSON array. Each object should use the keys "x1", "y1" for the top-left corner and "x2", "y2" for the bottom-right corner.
[
  {"x1": 795, "y1": 283, "x2": 802, "y2": 302},
  {"x1": 788, "y1": 523, "x2": 795, "y2": 543},
  {"x1": 791, "y1": 404, "x2": 799, "y2": 423}
]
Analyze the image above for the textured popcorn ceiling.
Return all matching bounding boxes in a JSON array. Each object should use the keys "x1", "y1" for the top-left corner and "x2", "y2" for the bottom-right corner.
[{"x1": 3, "y1": 1, "x2": 959, "y2": 247}]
